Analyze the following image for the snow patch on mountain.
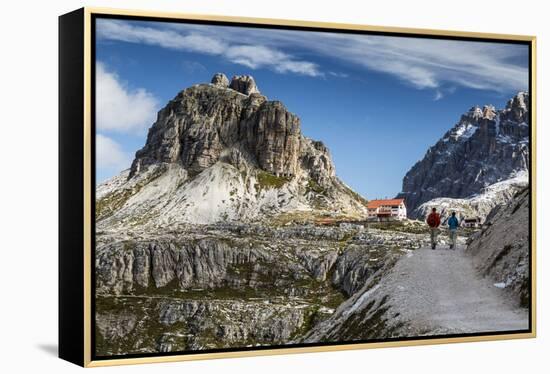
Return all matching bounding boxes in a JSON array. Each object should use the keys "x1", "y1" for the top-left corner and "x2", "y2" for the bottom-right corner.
[
  {"x1": 452, "y1": 123, "x2": 478, "y2": 140},
  {"x1": 414, "y1": 171, "x2": 528, "y2": 222},
  {"x1": 398, "y1": 92, "x2": 530, "y2": 217}
]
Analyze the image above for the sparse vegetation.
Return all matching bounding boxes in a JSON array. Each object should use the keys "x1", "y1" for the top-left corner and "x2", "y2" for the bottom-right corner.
[
  {"x1": 306, "y1": 179, "x2": 325, "y2": 194},
  {"x1": 369, "y1": 220, "x2": 431, "y2": 235},
  {"x1": 255, "y1": 171, "x2": 291, "y2": 190},
  {"x1": 96, "y1": 167, "x2": 164, "y2": 221}
]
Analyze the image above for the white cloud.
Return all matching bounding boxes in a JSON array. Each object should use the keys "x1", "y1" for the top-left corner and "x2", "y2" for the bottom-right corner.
[
  {"x1": 434, "y1": 90, "x2": 444, "y2": 101},
  {"x1": 96, "y1": 134, "x2": 131, "y2": 174},
  {"x1": 97, "y1": 19, "x2": 225, "y2": 54},
  {"x1": 251, "y1": 31, "x2": 527, "y2": 92},
  {"x1": 277, "y1": 32, "x2": 528, "y2": 92},
  {"x1": 97, "y1": 19, "x2": 322, "y2": 77},
  {"x1": 224, "y1": 45, "x2": 321, "y2": 76},
  {"x1": 162, "y1": 22, "x2": 529, "y2": 93},
  {"x1": 96, "y1": 62, "x2": 158, "y2": 134},
  {"x1": 96, "y1": 19, "x2": 529, "y2": 94}
]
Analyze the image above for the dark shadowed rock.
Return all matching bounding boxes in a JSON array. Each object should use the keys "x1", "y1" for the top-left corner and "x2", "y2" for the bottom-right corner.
[{"x1": 466, "y1": 187, "x2": 530, "y2": 307}]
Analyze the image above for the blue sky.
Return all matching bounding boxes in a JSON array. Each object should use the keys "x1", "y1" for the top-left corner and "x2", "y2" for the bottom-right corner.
[{"x1": 95, "y1": 18, "x2": 529, "y2": 199}]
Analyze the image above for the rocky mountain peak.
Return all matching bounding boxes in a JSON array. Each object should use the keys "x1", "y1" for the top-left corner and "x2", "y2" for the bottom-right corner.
[
  {"x1": 99, "y1": 73, "x2": 369, "y2": 226},
  {"x1": 464, "y1": 104, "x2": 497, "y2": 120},
  {"x1": 129, "y1": 73, "x2": 297, "y2": 178},
  {"x1": 229, "y1": 75, "x2": 260, "y2": 95},
  {"x1": 210, "y1": 72, "x2": 229, "y2": 88},
  {"x1": 467, "y1": 106, "x2": 484, "y2": 120},
  {"x1": 482, "y1": 105, "x2": 497, "y2": 120},
  {"x1": 209, "y1": 73, "x2": 260, "y2": 96},
  {"x1": 398, "y1": 93, "x2": 530, "y2": 217},
  {"x1": 504, "y1": 91, "x2": 529, "y2": 123},
  {"x1": 464, "y1": 105, "x2": 496, "y2": 121}
]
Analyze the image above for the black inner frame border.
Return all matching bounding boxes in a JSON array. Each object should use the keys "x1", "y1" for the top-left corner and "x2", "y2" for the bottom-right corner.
[{"x1": 90, "y1": 12, "x2": 533, "y2": 361}]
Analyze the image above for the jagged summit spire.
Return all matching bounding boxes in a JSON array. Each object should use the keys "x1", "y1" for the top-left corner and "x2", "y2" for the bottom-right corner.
[
  {"x1": 210, "y1": 73, "x2": 229, "y2": 88},
  {"x1": 506, "y1": 91, "x2": 529, "y2": 111},
  {"x1": 229, "y1": 75, "x2": 260, "y2": 95},
  {"x1": 209, "y1": 72, "x2": 260, "y2": 95},
  {"x1": 503, "y1": 91, "x2": 529, "y2": 123},
  {"x1": 131, "y1": 72, "x2": 301, "y2": 179}
]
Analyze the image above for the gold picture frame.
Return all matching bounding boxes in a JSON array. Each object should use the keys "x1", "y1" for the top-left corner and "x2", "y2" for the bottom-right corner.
[{"x1": 59, "y1": 7, "x2": 536, "y2": 367}]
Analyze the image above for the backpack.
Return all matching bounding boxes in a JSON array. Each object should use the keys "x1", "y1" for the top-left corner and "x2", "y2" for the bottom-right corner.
[{"x1": 427, "y1": 213, "x2": 437, "y2": 227}]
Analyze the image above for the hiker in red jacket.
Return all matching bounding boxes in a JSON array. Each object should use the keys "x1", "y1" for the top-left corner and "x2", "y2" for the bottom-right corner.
[{"x1": 426, "y1": 207, "x2": 441, "y2": 250}]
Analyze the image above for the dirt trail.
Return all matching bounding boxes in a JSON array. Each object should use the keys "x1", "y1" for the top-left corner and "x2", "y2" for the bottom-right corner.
[{"x1": 380, "y1": 245, "x2": 529, "y2": 333}]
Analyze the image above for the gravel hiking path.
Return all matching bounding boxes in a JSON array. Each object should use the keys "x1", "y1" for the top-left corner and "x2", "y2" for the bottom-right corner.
[{"x1": 381, "y1": 245, "x2": 529, "y2": 334}]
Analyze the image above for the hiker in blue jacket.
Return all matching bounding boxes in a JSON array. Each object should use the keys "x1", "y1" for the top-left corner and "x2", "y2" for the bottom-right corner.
[{"x1": 447, "y1": 211, "x2": 459, "y2": 250}]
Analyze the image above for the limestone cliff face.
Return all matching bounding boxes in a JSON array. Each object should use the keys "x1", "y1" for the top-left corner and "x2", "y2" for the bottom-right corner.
[
  {"x1": 130, "y1": 74, "x2": 302, "y2": 179},
  {"x1": 94, "y1": 223, "x2": 429, "y2": 355},
  {"x1": 398, "y1": 92, "x2": 530, "y2": 216},
  {"x1": 466, "y1": 187, "x2": 530, "y2": 307},
  {"x1": 98, "y1": 73, "x2": 366, "y2": 228}
]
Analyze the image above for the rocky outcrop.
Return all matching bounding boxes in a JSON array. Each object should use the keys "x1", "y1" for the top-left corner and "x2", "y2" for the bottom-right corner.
[
  {"x1": 210, "y1": 72, "x2": 229, "y2": 87},
  {"x1": 300, "y1": 256, "x2": 413, "y2": 343},
  {"x1": 300, "y1": 139, "x2": 336, "y2": 186},
  {"x1": 129, "y1": 73, "x2": 323, "y2": 181},
  {"x1": 239, "y1": 100, "x2": 301, "y2": 177},
  {"x1": 99, "y1": 73, "x2": 369, "y2": 228},
  {"x1": 95, "y1": 224, "x2": 427, "y2": 296},
  {"x1": 466, "y1": 187, "x2": 530, "y2": 307},
  {"x1": 398, "y1": 92, "x2": 530, "y2": 216},
  {"x1": 95, "y1": 236, "x2": 333, "y2": 295},
  {"x1": 96, "y1": 297, "x2": 316, "y2": 355},
  {"x1": 94, "y1": 223, "x2": 429, "y2": 354},
  {"x1": 229, "y1": 75, "x2": 260, "y2": 95}
]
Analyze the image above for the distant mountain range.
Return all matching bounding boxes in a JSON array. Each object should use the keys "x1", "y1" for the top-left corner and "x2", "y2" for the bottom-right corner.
[
  {"x1": 97, "y1": 75, "x2": 530, "y2": 227},
  {"x1": 398, "y1": 92, "x2": 529, "y2": 219}
]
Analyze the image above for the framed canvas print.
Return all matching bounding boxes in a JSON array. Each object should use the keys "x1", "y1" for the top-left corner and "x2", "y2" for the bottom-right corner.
[{"x1": 59, "y1": 7, "x2": 536, "y2": 367}]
